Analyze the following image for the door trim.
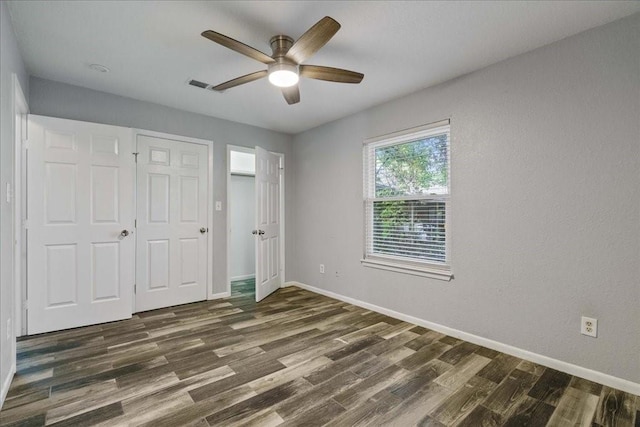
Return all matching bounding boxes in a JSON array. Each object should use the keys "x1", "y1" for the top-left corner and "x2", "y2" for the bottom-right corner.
[
  {"x1": 12, "y1": 74, "x2": 28, "y2": 338},
  {"x1": 225, "y1": 145, "x2": 285, "y2": 299},
  {"x1": 133, "y1": 129, "x2": 215, "y2": 302}
]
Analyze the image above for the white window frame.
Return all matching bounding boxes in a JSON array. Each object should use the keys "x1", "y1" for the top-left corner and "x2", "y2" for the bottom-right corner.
[{"x1": 361, "y1": 119, "x2": 453, "y2": 281}]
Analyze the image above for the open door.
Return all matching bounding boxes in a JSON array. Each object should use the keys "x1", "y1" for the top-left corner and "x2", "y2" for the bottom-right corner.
[{"x1": 254, "y1": 146, "x2": 281, "y2": 301}]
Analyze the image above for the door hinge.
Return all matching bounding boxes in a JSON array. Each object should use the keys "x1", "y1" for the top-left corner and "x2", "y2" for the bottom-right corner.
[
  {"x1": 134, "y1": 219, "x2": 137, "y2": 228},
  {"x1": 134, "y1": 284, "x2": 136, "y2": 294},
  {"x1": 132, "y1": 152, "x2": 139, "y2": 162}
]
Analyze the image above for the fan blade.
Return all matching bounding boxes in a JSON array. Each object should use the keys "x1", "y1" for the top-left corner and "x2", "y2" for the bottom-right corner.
[
  {"x1": 300, "y1": 65, "x2": 364, "y2": 83},
  {"x1": 212, "y1": 70, "x2": 268, "y2": 91},
  {"x1": 282, "y1": 85, "x2": 300, "y2": 105},
  {"x1": 202, "y1": 30, "x2": 275, "y2": 65},
  {"x1": 285, "y1": 17, "x2": 340, "y2": 64}
]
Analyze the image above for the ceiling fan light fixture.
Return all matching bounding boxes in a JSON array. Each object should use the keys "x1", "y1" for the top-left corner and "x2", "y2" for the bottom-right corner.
[
  {"x1": 268, "y1": 63, "x2": 299, "y2": 88},
  {"x1": 201, "y1": 17, "x2": 362, "y2": 104}
]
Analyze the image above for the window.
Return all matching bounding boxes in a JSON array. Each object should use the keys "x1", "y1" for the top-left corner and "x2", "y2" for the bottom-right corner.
[{"x1": 362, "y1": 120, "x2": 452, "y2": 280}]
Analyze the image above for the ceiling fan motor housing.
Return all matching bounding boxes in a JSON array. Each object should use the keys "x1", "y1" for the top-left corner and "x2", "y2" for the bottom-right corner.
[
  {"x1": 268, "y1": 35, "x2": 299, "y2": 87},
  {"x1": 269, "y1": 35, "x2": 295, "y2": 58}
]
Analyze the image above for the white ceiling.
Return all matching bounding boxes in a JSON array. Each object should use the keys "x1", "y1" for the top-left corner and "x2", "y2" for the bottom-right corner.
[{"x1": 7, "y1": 1, "x2": 640, "y2": 134}]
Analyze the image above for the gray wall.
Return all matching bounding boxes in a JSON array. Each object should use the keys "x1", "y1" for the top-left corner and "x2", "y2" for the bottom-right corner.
[
  {"x1": 28, "y1": 77, "x2": 294, "y2": 296},
  {"x1": 0, "y1": 1, "x2": 29, "y2": 403},
  {"x1": 230, "y1": 174, "x2": 256, "y2": 280},
  {"x1": 291, "y1": 14, "x2": 640, "y2": 382}
]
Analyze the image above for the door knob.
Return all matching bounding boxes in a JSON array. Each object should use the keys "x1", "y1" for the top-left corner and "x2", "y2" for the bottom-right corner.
[
  {"x1": 200, "y1": 227, "x2": 208, "y2": 234},
  {"x1": 120, "y1": 229, "x2": 130, "y2": 238},
  {"x1": 252, "y1": 230, "x2": 258, "y2": 235},
  {"x1": 258, "y1": 230, "x2": 265, "y2": 235}
]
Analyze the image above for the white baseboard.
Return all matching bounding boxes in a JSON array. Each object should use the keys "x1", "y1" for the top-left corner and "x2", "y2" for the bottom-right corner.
[
  {"x1": 282, "y1": 281, "x2": 300, "y2": 288},
  {"x1": 230, "y1": 274, "x2": 255, "y2": 281},
  {"x1": 0, "y1": 363, "x2": 15, "y2": 410},
  {"x1": 289, "y1": 281, "x2": 640, "y2": 396},
  {"x1": 209, "y1": 291, "x2": 231, "y2": 300}
]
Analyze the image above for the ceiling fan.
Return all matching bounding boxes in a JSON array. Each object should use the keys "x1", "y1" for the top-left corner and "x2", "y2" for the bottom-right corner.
[{"x1": 192, "y1": 16, "x2": 364, "y2": 105}]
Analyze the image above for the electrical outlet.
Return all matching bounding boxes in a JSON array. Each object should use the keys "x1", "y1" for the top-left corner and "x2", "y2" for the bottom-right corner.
[
  {"x1": 581, "y1": 316, "x2": 597, "y2": 338},
  {"x1": 319, "y1": 264, "x2": 325, "y2": 274}
]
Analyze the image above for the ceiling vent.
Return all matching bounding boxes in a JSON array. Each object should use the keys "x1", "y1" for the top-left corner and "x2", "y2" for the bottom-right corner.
[{"x1": 187, "y1": 79, "x2": 213, "y2": 90}]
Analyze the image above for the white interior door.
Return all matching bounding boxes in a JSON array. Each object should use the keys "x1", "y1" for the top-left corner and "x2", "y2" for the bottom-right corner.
[
  {"x1": 27, "y1": 115, "x2": 134, "y2": 334},
  {"x1": 254, "y1": 147, "x2": 281, "y2": 302},
  {"x1": 135, "y1": 135, "x2": 208, "y2": 312}
]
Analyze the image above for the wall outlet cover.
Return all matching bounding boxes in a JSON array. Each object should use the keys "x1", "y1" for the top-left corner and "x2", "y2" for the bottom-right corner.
[{"x1": 581, "y1": 316, "x2": 597, "y2": 338}]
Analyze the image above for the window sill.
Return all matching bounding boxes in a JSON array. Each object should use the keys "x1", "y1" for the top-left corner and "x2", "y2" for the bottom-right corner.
[{"x1": 361, "y1": 258, "x2": 453, "y2": 281}]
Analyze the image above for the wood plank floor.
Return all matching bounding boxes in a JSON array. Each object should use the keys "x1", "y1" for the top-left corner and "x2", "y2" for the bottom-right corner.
[{"x1": 1, "y1": 280, "x2": 637, "y2": 426}]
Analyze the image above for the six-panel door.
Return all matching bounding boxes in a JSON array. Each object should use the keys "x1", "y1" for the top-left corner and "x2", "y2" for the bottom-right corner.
[
  {"x1": 135, "y1": 135, "x2": 209, "y2": 312},
  {"x1": 27, "y1": 116, "x2": 134, "y2": 334},
  {"x1": 254, "y1": 146, "x2": 282, "y2": 302}
]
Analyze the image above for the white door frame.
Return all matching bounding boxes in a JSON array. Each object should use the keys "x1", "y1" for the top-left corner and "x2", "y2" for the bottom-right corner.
[
  {"x1": 226, "y1": 145, "x2": 285, "y2": 298},
  {"x1": 12, "y1": 74, "x2": 28, "y2": 338},
  {"x1": 133, "y1": 129, "x2": 215, "y2": 303}
]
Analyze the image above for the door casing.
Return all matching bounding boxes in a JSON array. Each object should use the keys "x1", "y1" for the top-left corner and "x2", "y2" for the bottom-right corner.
[{"x1": 12, "y1": 74, "x2": 28, "y2": 338}]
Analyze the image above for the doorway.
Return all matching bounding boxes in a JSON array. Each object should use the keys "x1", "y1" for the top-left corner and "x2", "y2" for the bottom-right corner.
[
  {"x1": 227, "y1": 146, "x2": 285, "y2": 301},
  {"x1": 229, "y1": 148, "x2": 256, "y2": 298}
]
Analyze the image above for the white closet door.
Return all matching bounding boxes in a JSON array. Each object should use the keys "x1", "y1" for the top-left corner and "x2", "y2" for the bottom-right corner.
[
  {"x1": 27, "y1": 115, "x2": 134, "y2": 334},
  {"x1": 135, "y1": 135, "x2": 208, "y2": 312},
  {"x1": 254, "y1": 146, "x2": 281, "y2": 302}
]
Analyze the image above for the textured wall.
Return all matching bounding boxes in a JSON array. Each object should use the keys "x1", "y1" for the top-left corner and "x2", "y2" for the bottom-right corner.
[
  {"x1": 0, "y1": 1, "x2": 29, "y2": 404},
  {"x1": 28, "y1": 77, "x2": 294, "y2": 296},
  {"x1": 291, "y1": 14, "x2": 640, "y2": 382}
]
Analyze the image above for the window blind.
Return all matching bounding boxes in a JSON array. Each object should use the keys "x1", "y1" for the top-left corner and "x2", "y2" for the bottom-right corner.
[{"x1": 363, "y1": 122, "x2": 450, "y2": 267}]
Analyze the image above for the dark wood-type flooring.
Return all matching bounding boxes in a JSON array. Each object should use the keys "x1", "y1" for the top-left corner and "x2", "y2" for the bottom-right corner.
[{"x1": 1, "y1": 280, "x2": 638, "y2": 426}]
